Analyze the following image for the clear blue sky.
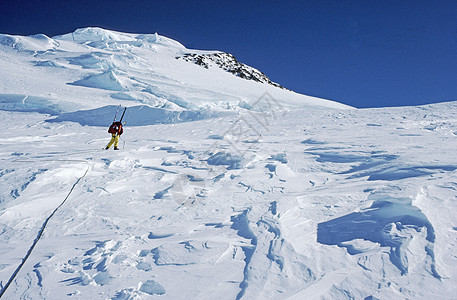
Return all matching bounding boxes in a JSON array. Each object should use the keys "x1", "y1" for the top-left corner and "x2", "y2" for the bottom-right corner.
[{"x1": 1, "y1": 0, "x2": 456, "y2": 108}]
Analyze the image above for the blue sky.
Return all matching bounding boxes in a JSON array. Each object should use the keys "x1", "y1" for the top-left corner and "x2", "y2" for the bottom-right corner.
[{"x1": 1, "y1": 0, "x2": 456, "y2": 108}]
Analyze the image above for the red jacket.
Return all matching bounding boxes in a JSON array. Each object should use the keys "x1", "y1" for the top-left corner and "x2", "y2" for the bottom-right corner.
[{"x1": 108, "y1": 122, "x2": 123, "y2": 135}]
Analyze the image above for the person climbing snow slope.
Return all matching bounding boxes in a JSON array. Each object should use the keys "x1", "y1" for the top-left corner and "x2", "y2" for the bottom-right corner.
[{"x1": 105, "y1": 121, "x2": 123, "y2": 150}]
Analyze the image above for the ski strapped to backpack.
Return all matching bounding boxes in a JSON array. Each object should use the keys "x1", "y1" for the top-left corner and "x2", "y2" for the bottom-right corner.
[
  {"x1": 119, "y1": 107, "x2": 127, "y2": 123},
  {"x1": 113, "y1": 105, "x2": 122, "y2": 122}
]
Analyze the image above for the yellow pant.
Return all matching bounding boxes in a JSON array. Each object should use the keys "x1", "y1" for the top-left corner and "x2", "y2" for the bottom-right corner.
[{"x1": 106, "y1": 134, "x2": 120, "y2": 149}]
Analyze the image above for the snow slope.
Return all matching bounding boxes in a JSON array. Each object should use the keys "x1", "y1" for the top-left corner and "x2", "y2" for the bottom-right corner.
[
  {"x1": 0, "y1": 27, "x2": 349, "y2": 119},
  {"x1": 1, "y1": 28, "x2": 457, "y2": 299}
]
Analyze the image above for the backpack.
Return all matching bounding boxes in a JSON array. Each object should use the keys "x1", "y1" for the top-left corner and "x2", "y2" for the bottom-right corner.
[{"x1": 108, "y1": 122, "x2": 123, "y2": 135}]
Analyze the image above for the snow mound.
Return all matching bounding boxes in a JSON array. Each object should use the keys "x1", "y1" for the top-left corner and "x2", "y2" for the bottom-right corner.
[
  {"x1": 0, "y1": 33, "x2": 59, "y2": 52},
  {"x1": 67, "y1": 53, "x2": 114, "y2": 70},
  {"x1": 317, "y1": 194, "x2": 438, "y2": 276},
  {"x1": 139, "y1": 280, "x2": 166, "y2": 295},
  {"x1": 55, "y1": 27, "x2": 135, "y2": 43},
  {"x1": 70, "y1": 71, "x2": 128, "y2": 91},
  {"x1": 151, "y1": 240, "x2": 229, "y2": 266},
  {"x1": 34, "y1": 60, "x2": 68, "y2": 68},
  {"x1": 207, "y1": 152, "x2": 244, "y2": 170}
]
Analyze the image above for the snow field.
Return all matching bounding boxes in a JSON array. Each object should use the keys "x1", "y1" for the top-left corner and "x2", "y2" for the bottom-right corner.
[
  {"x1": 1, "y1": 99, "x2": 457, "y2": 299},
  {"x1": 1, "y1": 27, "x2": 457, "y2": 299}
]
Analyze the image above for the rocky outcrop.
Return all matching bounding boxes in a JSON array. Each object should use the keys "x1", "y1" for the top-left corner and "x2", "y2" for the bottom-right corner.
[{"x1": 176, "y1": 52, "x2": 287, "y2": 89}]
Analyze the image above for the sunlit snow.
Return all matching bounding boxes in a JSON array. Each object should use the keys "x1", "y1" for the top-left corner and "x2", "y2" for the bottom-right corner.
[{"x1": 1, "y1": 28, "x2": 456, "y2": 299}]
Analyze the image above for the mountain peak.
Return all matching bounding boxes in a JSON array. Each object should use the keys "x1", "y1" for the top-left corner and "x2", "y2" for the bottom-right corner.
[
  {"x1": 54, "y1": 27, "x2": 136, "y2": 42},
  {"x1": 53, "y1": 27, "x2": 185, "y2": 50}
]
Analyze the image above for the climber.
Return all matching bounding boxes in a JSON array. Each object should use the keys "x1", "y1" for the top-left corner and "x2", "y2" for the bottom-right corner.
[{"x1": 105, "y1": 121, "x2": 123, "y2": 150}]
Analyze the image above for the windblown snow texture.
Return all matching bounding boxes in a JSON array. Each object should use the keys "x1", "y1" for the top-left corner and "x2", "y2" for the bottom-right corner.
[{"x1": 0, "y1": 27, "x2": 457, "y2": 299}]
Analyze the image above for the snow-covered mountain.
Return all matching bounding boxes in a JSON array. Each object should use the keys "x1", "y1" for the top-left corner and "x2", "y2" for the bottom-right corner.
[
  {"x1": 1, "y1": 28, "x2": 457, "y2": 299},
  {"x1": 0, "y1": 27, "x2": 348, "y2": 123}
]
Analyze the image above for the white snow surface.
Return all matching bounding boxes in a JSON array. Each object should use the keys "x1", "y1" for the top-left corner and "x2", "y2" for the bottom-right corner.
[
  {"x1": 1, "y1": 27, "x2": 457, "y2": 299},
  {"x1": 0, "y1": 27, "x2": 349, "y2": 116}
]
